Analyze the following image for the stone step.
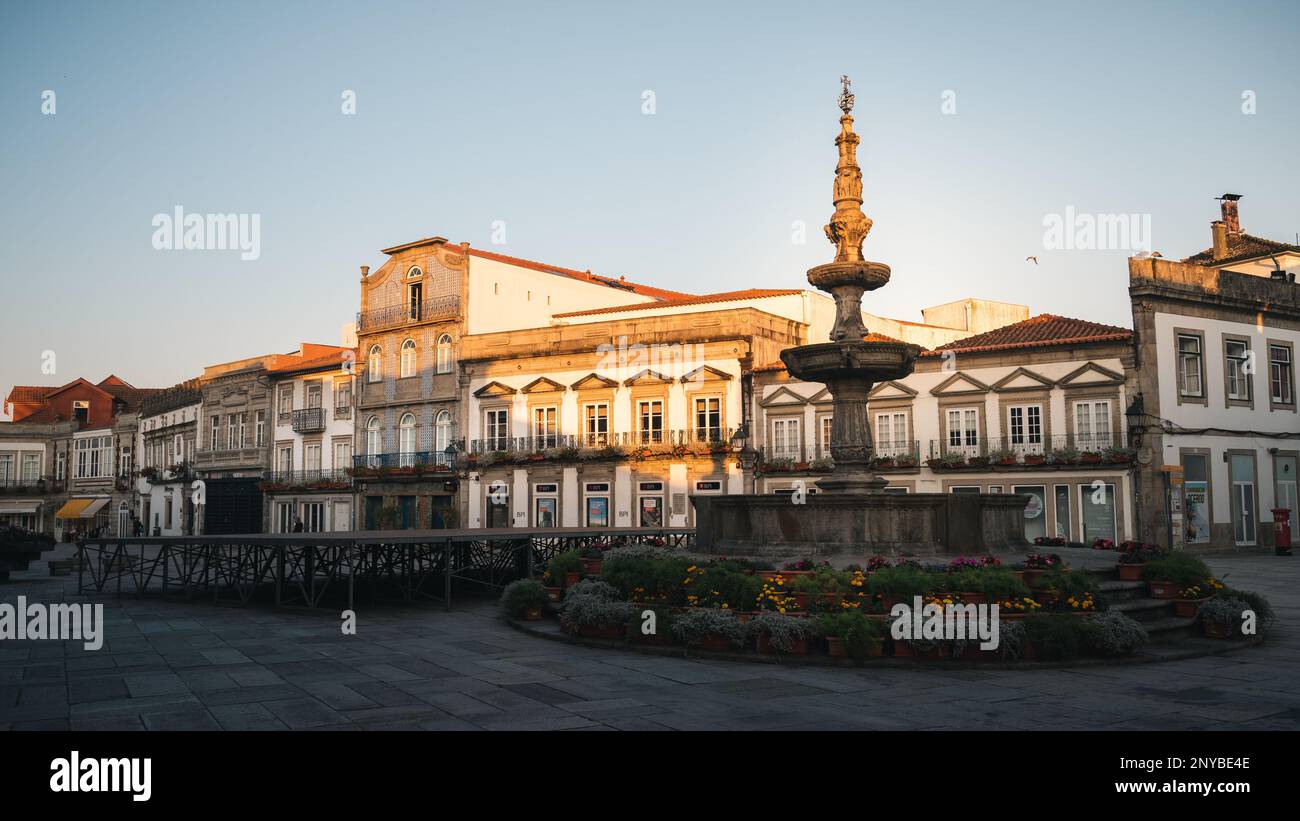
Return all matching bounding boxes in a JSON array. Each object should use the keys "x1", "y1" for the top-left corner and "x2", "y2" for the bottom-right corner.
[
  {"x1": 1109, "y1": 597, "x2": 1175, "y2": 622},
  {"x1": 1142, "y1": 615, "x2": 1200, "y2": 642}
]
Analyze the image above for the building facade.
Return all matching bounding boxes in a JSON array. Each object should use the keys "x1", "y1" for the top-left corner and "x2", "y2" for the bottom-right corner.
[
  {"x1": 135, "y1": 380, "x2": 202, "y2": 536},
  {"x1": 1130, "y1": 198, "x2": 1299, "y2": 552}
]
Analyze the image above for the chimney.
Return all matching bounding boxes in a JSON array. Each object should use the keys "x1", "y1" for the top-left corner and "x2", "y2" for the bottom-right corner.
[
  {"x1": 1218, "y1": 193, "x2": 1242, "y2": 235},
  {"x1": 1212, "y1": 221, "x2": 1229, "y2": 260}
]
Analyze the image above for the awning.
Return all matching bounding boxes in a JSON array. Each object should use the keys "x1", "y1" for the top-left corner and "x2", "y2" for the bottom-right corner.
[
  {"x1": 54, "y1": 498, "x2": 111, "y2": 519},
  {"x1": 0, "y1": 501, "x2": 41, "y2": 515}
]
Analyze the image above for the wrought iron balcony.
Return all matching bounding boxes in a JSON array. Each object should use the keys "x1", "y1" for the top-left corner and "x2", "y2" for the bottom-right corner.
[
  {"x1": 261, "y1": 469, "x2": 352, "y2": 489},
  {"x1": 927, "y1": 433, "x2": 1130, "y2": 467},
  {"x1": 0, "y1": 476, "x2": 61, "y2": 494},
  {"x1": 357, "y1": 294, "x2": 460, "y2": 333},
  {"x1": 761, "y1": 441, "x2": 920, "y2": 471},
  {"x1": 467, "y1": 428, "x2": 740, "y2": 459},
  {"x1": 350, "y1": 451, "x2": 457, "y2": 478},
  {"x1": 291, "y1": 408, "x2": 326, "y2": 433}
]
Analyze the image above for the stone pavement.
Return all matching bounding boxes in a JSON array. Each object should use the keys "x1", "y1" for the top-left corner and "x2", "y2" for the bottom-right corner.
[{"x1": 1, "y1": 543, "x2": 1297, "y2": 731}]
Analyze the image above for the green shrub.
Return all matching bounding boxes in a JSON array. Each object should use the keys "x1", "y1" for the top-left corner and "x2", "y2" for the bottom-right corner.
[
  {"x1": 866, "y1": 565, "x2": 936, "y2": 600},
  {"x1": 547, "y1": 549, "x2": 584, "y2": 578},
  {"x1": 1082, "y1": 611, "x2": 1149, "y2": 656},
  {"x1": 500, "y1": 579, "x2": 549, "y2": 619},
  {"x1": 559, "y1": 596, "x2": 636, "y2": 630},
  {"x1": 1142, "y1": 552, "x2": 1212, "y2": 587},
  {"x1": 1038, "y1": 568, "x2": 1100, "y2": 598},
  {"x1": 1024, "y1": 615, "x2": 1089, "y2": 661},
  {"x1": 790, "y1": 567, "x2": 850, "y2": 596},
  {"x1": 949, "y1": 568, "x2": 1029, "y2": 600},
  {"x1": 1217, "y1": 587, "x2": 1274, "y2": 626},
  {"x1": 1198, "y1": 597, "x2": 1261, "y2": 636},
  {"x1": 563, "y1": 578, "x2": 619, "y2": 602},
  {"x1": 998, "y1": 619, "x2": 1026, "y2": 661},
  {"x1": 669, "y1": 608, "x2": 747, "y2": 647},
  {"x1": 813, "y1": 611, "x2": 886, "y2": 659}
]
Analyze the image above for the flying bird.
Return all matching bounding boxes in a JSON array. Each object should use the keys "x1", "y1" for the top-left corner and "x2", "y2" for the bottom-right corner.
[{"x1": 1026, "y1": 256, "x2": 1038, "y2": 264}]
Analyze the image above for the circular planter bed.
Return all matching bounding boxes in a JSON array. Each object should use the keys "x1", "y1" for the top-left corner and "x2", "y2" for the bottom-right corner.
[
  {"x1": 577, "y1": 623, "x2": 624, "y2": 640},
  {"x1": 1172, "y1": 597, "x2": 1212, "y2": 619},
  {"x1": 1203, "y1": 621, "x2": 1231, "y2": 639},
  {"x1": 1147, "y1": 580, "x2": 1178, "y2": 599}
]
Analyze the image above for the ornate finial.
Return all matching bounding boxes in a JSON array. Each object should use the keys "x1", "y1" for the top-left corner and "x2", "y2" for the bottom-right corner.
[{"x1": 824, "y1": 77, "x2": 872, "y2": 263}]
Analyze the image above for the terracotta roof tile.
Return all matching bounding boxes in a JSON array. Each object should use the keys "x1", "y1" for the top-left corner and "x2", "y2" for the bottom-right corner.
[
  {"x1": 1183, "y1": 232, "x2": 1300, "y2": 266},
  {"x1": 465, "y1": 247, "x2": 691, "y2": 301},
  {"x1": 553, "y1": 289, "x2": 803, "y2": 318},
  {"x1": 5, "y1": 385, "x2": 52, "y2": 404},
  {"x1": 266, "y1": 345, "x2": 358, "y2": 375},
  {"x1": 921, "y1": 314, "x2": 1131, "y2": 356}
]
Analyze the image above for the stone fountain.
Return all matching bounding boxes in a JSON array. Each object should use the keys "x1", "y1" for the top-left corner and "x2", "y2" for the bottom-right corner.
[{"x1": 692, "y1": 78, "x2": 1028, "y2": 558}]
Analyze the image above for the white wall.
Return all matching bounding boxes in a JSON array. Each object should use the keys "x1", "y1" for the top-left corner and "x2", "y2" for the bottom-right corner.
[{"x1": 464, "y1": 255, "x2": 658, "y2": 335}]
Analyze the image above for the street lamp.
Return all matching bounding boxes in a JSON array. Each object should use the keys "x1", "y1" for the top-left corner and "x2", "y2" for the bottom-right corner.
[
  {"x1": 730, "y1": 423, "x2": 749, "y2": 452},
  {"x1": 1124, "y1": 394, "x2": 1145, "y2": 448}
]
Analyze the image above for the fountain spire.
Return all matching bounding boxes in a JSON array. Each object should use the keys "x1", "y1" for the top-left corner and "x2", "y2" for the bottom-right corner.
[{"x1": 825, "y1": 75, "x2": 872, "y2": 264}]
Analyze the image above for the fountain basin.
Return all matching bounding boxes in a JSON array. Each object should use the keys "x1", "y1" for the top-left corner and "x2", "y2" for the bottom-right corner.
[{"x1": 780, "y1": 339, "x2": 919, "y2": 383}]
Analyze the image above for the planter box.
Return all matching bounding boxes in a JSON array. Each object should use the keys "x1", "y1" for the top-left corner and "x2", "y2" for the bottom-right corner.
[
  {"x1": 1147, "y1": 580, "x2": 1178, "y2": 599},
  {"x1": 817, "y1": 592, "x2": 842, "y2": 607},
  {"x1": 563, "y1": 572, "x2": 583, "y2": 588},
  {"x1": 523, "y1": 606, "x2": 544, "y2": 621},
  {"x1": 956, "y1": 591, "x2": 985, "y2": 604},
  {"x1": 756, "y1": 635, "x2": 809, "y2": 655},
  {"x1": 579, "y1": 558, "x2": 603, "y2": 575},
  {"x1": 1021, "y1": 569, "x2": 1046, "y2": 587},
  {"x1": 1116, "y1": 562, "x2": 1146, "y2": 581},
  {"x1": 1202, "y1": 620, "x2": 1231, "y2": 639},
  {"x1": 1173, "y1": 597, "x2": 1212, "y2": 619},
  {"x1": 894, "y1": 641, "x2": 944, "y2": 660},
  {"x1": 544, "y1": 586, "x2": 563, "y2": 602},
  {"x1": 694, "y1": 635, "x2": 735, "y2": 652},
  {"x1": 825, "y1": 636, "x2": 846, "y2": 657}
]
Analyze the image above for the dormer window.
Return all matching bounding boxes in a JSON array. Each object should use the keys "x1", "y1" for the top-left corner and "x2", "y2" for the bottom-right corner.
[{"x1": 73, "y1": 400, "x2": 89, "y2": 424}]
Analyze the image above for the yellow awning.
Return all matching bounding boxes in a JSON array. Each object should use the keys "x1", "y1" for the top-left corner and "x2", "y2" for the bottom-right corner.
[{"x1": 55, "y1": 499, "x2": 93, "y2": 519}]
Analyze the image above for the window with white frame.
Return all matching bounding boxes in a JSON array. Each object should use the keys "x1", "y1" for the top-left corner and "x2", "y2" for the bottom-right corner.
[
  {"x1": 532, "y1": 406, "x2": 558, "y2": 447},
  {"x1": 1006, "y1": 404, "x2": 1043, "y2": 453},
  {"x1": 56, "y1": 451, "x2": 65, "y2": 481},
  {"x1": 277, "y1": 444, "x2": 293, "y2": 474},
  {"x1": 398, "y1": 413, "x2": 417, "y2": 466},
  {"x1": 0, "y1": 454, "x2": 13, "y2": 482},
  {"x1": 1224, "y1": 338, "x2": 1251, "y2": 402},
  {"x1": 945, "y1": 408, "x2": 979, "y2": 456},
  {"x1": 366, "y1": 416, "x2": 381, "y2": 465},
  {"x1": 819, "y1": 415, "x2": 833, "y2": 458},
  {"x1": 75, "y1": 435, "x2": 113, "y2": 479},
  {"x1": 1073, "y1": 400, "x2": 1111, "y2": 451},
  {"x1": 334, "y1": 440, "x2": 352, "y2": 471},
  {"x1": 255, "y1": 410, "x2": 266, "y2": 447},
  {"x1": 278, "y1": 387, "x2": 293, "y2": 420},
  {"x1": 1269, "y1": 344, "x2": 1293, "y2": 406},
  {"x1": 770, "y1": 417, "x2": 801, "y2": 459},
  {"x1": 305, "y1": 383, "x2": 322, "y2": 410},
  {"x1": 583, "y1": 403, "x2": 609, "y2": 447},
  {"x1": 367, "y1": 345, "x2": 382, "y2": 383},
  {"x1": 334, "y1": 379, "x2": 352, "y2": 410},
  {"x1": 693, "y1": 396, "x2": 722, "y2": 442},
  {"x1": 1177, "y1": 333, "x2": 1203, "y2": 398},
  {"x1": 237, "y1": 413, "x2": 247, "y2": 448},
  {"x1": 434, "y1": 411, "x2": 452, "y2": 464},
  {"x1": 875, "y1": 411, "x2": 908, "y2": 456},
  {"x1": 21, "y1": 453, "x2": 40, "y2": 482},
  {"x1": 484, "y1": 409, "x2": 509, "y2": 451},
  {"x1": 436, "y1": 334, "x2": 453, "y2": 375},
  {"x1": 305, "y1": 442, "x2": 322, "y2": 473},
  {"x1": 210, "y1": 415, "x2": 221, "y2": 451},
  {"x1": 400, "y1": 339, "x2": 417, "y2": 378},
  {"x1": 637, "y1": 400, "x2": 663, "y2": 444}
]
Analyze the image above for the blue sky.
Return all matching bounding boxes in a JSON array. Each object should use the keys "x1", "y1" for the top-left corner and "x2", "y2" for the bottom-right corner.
[{"x1": 2, "y1": 0, "x2": 1298, "y2": 415}]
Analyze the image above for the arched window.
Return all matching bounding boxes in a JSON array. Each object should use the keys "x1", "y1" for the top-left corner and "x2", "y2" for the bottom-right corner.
[
  {"x1": 436, "y1": 334, "x2": 453, "y2": 375},
  {"x1": 407, "y1": 266, "x2": 422, "y2": 278},
  {"x1": 367, "y1": 345, "x2": 382, "y2": 383},
  {"x1": 400, "y1": 339, "x2": 416, "y2": 379},
  {"x1": 366, "y1": 416, "x2": 381, "y2": 466},
  {"x1": 435, "y1": 410, "x2": 452, "y2": 465},
  {"x1": 399, "y1": 413, "x2": 417, "y2": 466}
]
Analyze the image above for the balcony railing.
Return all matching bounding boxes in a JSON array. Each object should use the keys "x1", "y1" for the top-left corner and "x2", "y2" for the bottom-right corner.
[
  {"x1": 291, "y1": 408, "x2": 326, "y2": 433},
  {"x1": 351, "y1": 451, "x2": 456, "y2": 474},
  {"x1": 468, "y1": 428, "x2": 737, "y2": 455},
  {"x1": 927, "y1": 433, "x2": 1131, "y2": 466},
  {"x1": 261, "y1": 469, "x2": 352, "y2": 489},
  {"x1": 0, "y1": 476, "x2": 62, "y2": 494},
  {"x1": 357, "y1": 294, "x2": 460, "y2": 333},
  {"x1": 761, "y1": 441, "x2": 920, "y2": 471}
]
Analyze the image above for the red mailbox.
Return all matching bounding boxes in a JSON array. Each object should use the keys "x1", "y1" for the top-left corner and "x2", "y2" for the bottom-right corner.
[{"x1": 1273, "y1": 508, "x2": 1292, "y2": 556}]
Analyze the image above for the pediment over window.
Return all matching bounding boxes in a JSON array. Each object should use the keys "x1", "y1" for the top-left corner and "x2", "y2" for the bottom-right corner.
[
  {"x1": 1058, "y1": 362, "x2": 1124, "y2": 387},
  {"x1": 570, "y1": 373, "x2": 619, "y2": 391},
  {"x1": 622, "y1": 369, "x2": 674, "y2": 387},
  {"x1": 930, "y1": 372, "x2": 992, "y2": 396},
  {"x1": 681, "y1": 365, "x2": 733, "y2": 384},
  {"x1": 869, "y1": 380, "x2": 918, "y2": 400},
  {"x1": 473, "y1": 381, "x2": 518, "y2": 398},
  {"x1": 991, "y1": 367, "x2": 1055, "y2": 392},
  {"x1": 521, "y1": 377, "x2": 565, "y2": 394},
  {"x1": 759, "y1": 386, "x2": 809, "y2": 407},
  {"x1": 808, "y1": 387, "x2": 834, "y2": 405}
]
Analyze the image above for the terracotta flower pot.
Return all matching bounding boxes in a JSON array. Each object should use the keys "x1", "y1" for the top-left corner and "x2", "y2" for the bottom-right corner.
[
  {"x1": 523, "y1": 606, "x2": 544, "y2": 621},
  {"x1": 788, "y1": 592, "x2": 809, "y2": 611},
  {"x1": 817, "y1": 592, "x2": 842, "y2": 607},
  {"x1": 1117, "y1": 562, "x2": 1146, "y2": 581},
  {"x1": 825, "y1": 636, "x2": 847, "y2": 657},
  {"x1": 544, "y1": 586, "x2": 563, "y2": 602},
  {"x1": 1147, "y1": 580, "x2": 1178, "y2": 599},
  {"x1": 1036, "y1": 589, "x2": 1060, "y2": 606},
  {"x1": 899, "y1": 641, "x2": 945, "y2": 660},
  {"x1": 1173, "y1": 597, "x2": 1212, "y2": 618},
  {"x1": 563, "y1": 571, "x2": 583, "y2": 588},
  {"x1": 579, "y1": 557, "x2": 603, "y2": 575},
  {"x1": 1021, "y1": 569, "x2": 1045, "y2": 587},
  {"x1": 1202, "y1": 620, "x2": 1231, "y2": 639}
]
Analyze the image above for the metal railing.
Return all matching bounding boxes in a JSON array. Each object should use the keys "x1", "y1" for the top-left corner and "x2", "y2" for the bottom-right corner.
[
  {"x1": 468, "y1": 428, "x2": 738, "y2": 455},
  {"x1": 352, "y1": 451, "x2": 455, "y2": 470},
  {"x1": 0, "y1": 475, "x2": 61, "y2": 493},
  {"x1": 357, "y1": 294, "x2": 460, "y2": 333},
  {"x1": 291, "y1": 408, "x2": 326, "y2": 432},
  {"x1": 760, "y1": 440, "x2": 920, "y2": 469},
  {"x1": 262, "y1": 469, "x2": 352, "y2": 487},
  {"x1": 928, "y1": 433, "x2": 1125, "y2": 461}
]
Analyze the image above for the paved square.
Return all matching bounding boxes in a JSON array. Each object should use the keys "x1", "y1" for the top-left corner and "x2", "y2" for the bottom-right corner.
[{"x1": 2, "y1": 544, "x2": 1296, "y2": 731}]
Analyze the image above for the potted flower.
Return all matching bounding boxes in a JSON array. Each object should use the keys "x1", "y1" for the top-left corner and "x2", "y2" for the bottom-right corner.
[
  {"x1": 790, "y1": 567, "x2": 849, "y2": 608},
  {"x1": 1018, "y1": 553, "x2": 1063, "y2": 586},
  {"x1": 579, "y1": 543, "x2": 609, "y2": 574},
  {"x1": 670, "y1": 608, "x2": 747, "y2": 652},
  {"x1": 988, "y1": 448, "x2": 1018, "y2": 467},
  {"x1": 748, "y1": 612, "x2": 814, "y2": 655},
  {"x1": 1172, "y1": 578, "x2": 1221, "y2": 618},
  {"x1": 539, "y1": 570, "x2": 564, "y2": 602},
  {"x1": 559, "y1": 595, "x2": 636, "y2": 640},
  {"x1": 1142, "y1": 552, "x2": 1211, "y2": 600},
  {"x1": 1023, "y1": 452, "x2": 1046, "y2": 466},
  {"x1": 1047, "y1": 446, "x2": 1078, "y2": 465},
  {"x1": 1104, "y1": 446, "x2": 1137, "y2": 464},
  {"x1": 866, "y1": 565, "x2": 935, "y2": 610},
  {"x1": 1197, "y1": 596, "x2": 1251, "y2": 639},
  {"x1": 1077, "y1": 450, "x2": 1103, "y2": 465},
  {"x1": 1081, "y1": 611, "x2": 1149, "y2": 657},
  {"x1": 547, "y1": 549, "x2": 585, "y2": 588},
  {"x1": 500, "y1": 579, "x2": 550, "y2": 621},
  {"x1": 1091, "y1": 537, "x2": 1115, "y2": 550},
  {"x1": 1116, "y1": 543, "x2": 1162, "y2": 581}
]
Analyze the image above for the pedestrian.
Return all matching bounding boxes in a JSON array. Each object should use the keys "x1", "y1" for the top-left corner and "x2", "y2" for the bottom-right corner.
[{"x1": 292, "y1": 517, "x2": 304, "y2": 533}]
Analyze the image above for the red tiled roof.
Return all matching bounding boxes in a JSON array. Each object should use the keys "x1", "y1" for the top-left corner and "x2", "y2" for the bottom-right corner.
[
  {"x1": 552, "y1": 288, "x2": 803, "y2": 318},
  {"x1": 266, "y1": 345, "x2": 358, "y2": 376},
  {"x1": 921, "y1": 314, "x2": 1131, "y2": 357},
  {"x1": 464, "y1": 247, "x2": 691, "y2": 301},
  {"x1": 5, "y1": 385, "x2": 51, "y2": 404},
  {"x1": 1183, "y1": 232, "x2": 1300, "y2": 266}
]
